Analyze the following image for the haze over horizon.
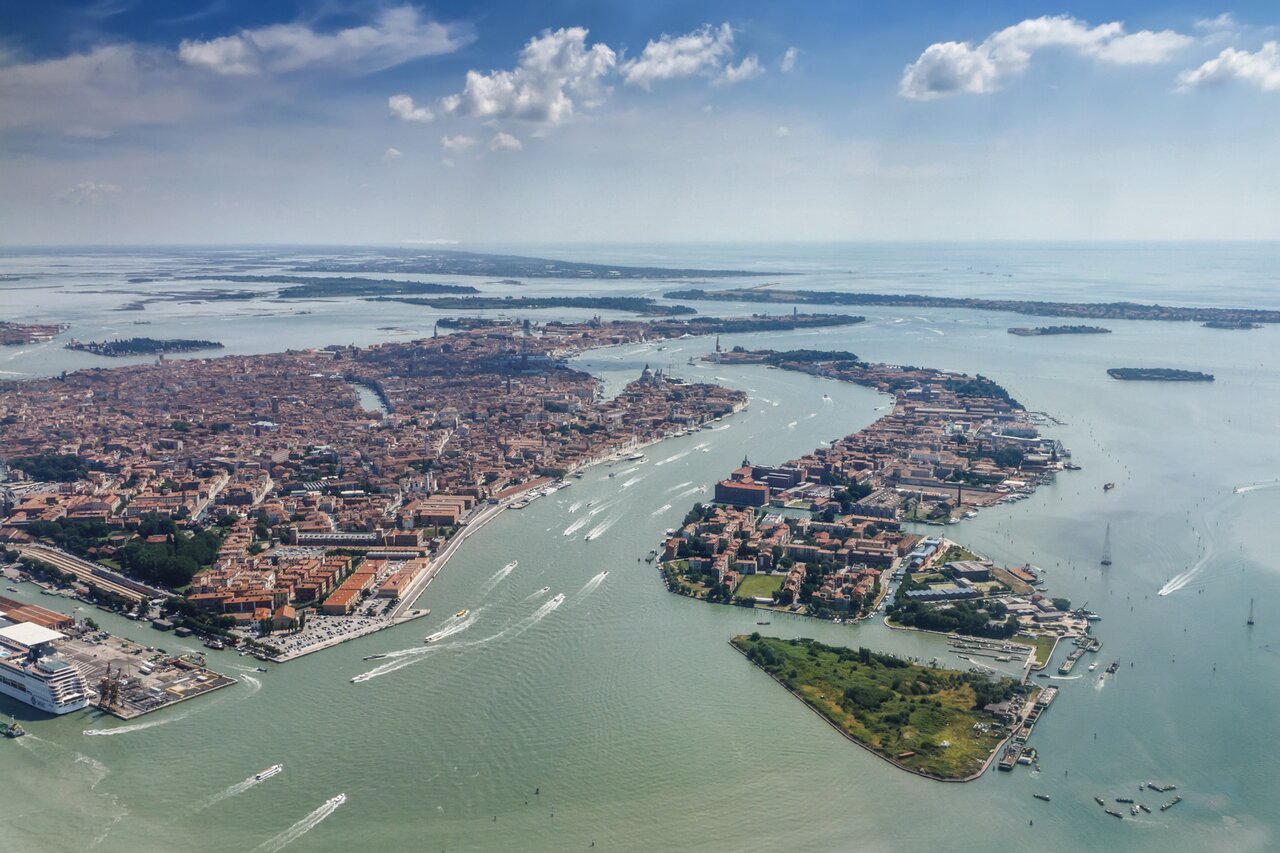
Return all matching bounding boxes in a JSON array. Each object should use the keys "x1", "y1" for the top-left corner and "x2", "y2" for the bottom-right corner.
[{"x1": 3, "y1": 1, "x2": 1279, "y2": 245}]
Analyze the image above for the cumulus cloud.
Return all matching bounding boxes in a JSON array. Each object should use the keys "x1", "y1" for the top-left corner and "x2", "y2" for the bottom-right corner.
[
  {"x1": 57, "y1": 181, "x2": 122, "y2": 205},
  {"x1": 780, "y1": 47, "x2": 799, "y2": 73},
  {"x1": 179, "y1": 5, "x2": 469, "y2": 76},
  {"x1": 441, "y1": 27, "x2": 615, "y2": 124},
  {"x1": 719, "y1": 55, "x2": 762, "y2": 85},
  {"x1": 489, "y1": 131, "x2": 523, "y2": 152},
  {"x1": 1178, "y1": 41, "x2": 1280, "y2": 91},
  {"x1": 389, "y1": 94, "x2": 433, "y2": 122},
  {"x1": 440, "y1": 134, "x2": 476, "y2": 151},
  {"x1": 621, "y1": 23, "x2": 735, "y2": 89},
  {"x1": 1195, "y1": 13, "x2": 1238, "y2": 33},
  {"x1": 381, "y1": 147, "x2": 403, "y2": 161},
  {"x1": 775, "y1": 126, "x2": 792, "y2": 137},
  {"x1": 900, "y1": 15, "x2": 1194, "y2": 99}
]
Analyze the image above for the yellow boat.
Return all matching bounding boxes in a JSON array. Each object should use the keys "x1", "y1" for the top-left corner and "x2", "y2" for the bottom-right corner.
[{"x1": 454, "y1": 609, "x2": 469, "y2": 619}]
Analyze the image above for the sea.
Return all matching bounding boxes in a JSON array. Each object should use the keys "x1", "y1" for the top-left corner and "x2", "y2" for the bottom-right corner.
[{"x1": 1, "y1": 243, "x2": 1278, "y2": 852}]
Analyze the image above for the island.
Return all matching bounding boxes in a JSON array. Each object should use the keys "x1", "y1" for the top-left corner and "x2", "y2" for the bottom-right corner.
[
  {"x1": 732, "y1": 635, "x2": 1025, "y2": 781},
  {"x1": 664, "y1": 287, "x2": 1280, "y2": 325},
  {"x1": 367, "y1": 295, "x2": 697, "y2": 316},
  {"x1": 176, "y1": 275, "x2": 479, "y2": 299},
  {"x1": 0, "y1": 320, "x2": 67, "y2": 345},
  {"x1": 1008, "y1": 325, "x2": 1111, "y2": 336},
  {"x1": 65, "y1": 337, "x2": 225, "y2": 357},
  {"x1": 1202, "y1": 320, "x2": 1261, "y2": 330},
  {"x1": 1107, "y1": 367, "x2": 1214, "y2": 382},
  {"x1": 286, "y1": 248, "x2": 777, "y2": 279}
]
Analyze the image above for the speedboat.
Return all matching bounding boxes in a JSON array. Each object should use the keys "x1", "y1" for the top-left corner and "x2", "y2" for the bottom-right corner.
[
  {"x1": 328, "y1": 793, "x2": 347, "y2": 807},
  {"x1": 363, "y1": 653, "x2": 387, "y2": 661},
  {"x1": 255, "y1": 763, "x2": 283, "y2": 781},
  {"x1": 454, "y1": 609, "x2": 469, "y2": 619}
]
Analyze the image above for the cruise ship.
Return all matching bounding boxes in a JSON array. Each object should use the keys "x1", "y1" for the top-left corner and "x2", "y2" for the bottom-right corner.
[{"x1": 0, "y1": 622, "x2": 91, "y2": 715}]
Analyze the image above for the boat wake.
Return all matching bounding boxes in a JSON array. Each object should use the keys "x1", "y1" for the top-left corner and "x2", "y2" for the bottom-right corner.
[
  {"x1": 1049, "y1": 674, "x2": 1084, "y2": 681},
  {"x1": 525, "y1": 586, "x2": 551, "y2": 601},
  {"x1": 785, "y1": 420, "x2": 798, "y2": 430},
  {"x1": 616, "y1": 465, "x2": 640, "y2": 477},
  {"x1": 710, "y1": 423, "x2": 732, "y2": 431},
  {"x1": 198, "y1": 765, "x2": 283, "y2": 811},
  {"x1": 563, "y1": 516, "x2": 589, "y2": 536},
  {"x1": 570, "y1": 571, "x2": 608, "y2": 605},
  {"x1": 620, "y1": 475, "x2": 645, "y2": 488},
  {"x1": 588, "y1": 500, "x2": 616, "y2": 517},
  {"x1": 567, "y1": 500, "x2": 584, "y2": 513},
  {"x1": 585, "y1": 513, "x2": 623, "y2": 541},
  {"x1": 479, "y1": 561, "x2": 518, "y2": 596},
  {"x1": 84, "y1": 708, "x2": 198, "y2": 736},
  {"x1": 252, "y1": 794, "x2": 345, "y2": 853},
  {"x1": 650, "y1": 503, "x2": 673, "y2": 516},
  {"x1": 422, "y1": 609, "x2": 479, "y2": 644},
  {"x1": 672, "y1": 485, "x2": 702, "y2": 500},
  {"x1": 655, "y1": 450, "x2": 690, "y2": 466},
  {"x1": 1233, "y1": 479, "x2": 1280, "y2": 495},
  {"x1": 666, "y1": 481, "x2": 694, "y2": 493}
]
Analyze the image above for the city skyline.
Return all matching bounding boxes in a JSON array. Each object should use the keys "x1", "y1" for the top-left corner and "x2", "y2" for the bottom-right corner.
[{"x1": 3, "y1": 1, "x2": 1279, "y2": 245}]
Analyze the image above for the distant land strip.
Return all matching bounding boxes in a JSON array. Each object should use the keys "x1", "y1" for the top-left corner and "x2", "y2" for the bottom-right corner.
[
  {"x1": 286, "y1": 248, "x2": 777, "y2": 279},
  {"x1": 367, "y1": 295, "x2": 698, "y2": 316},
  {"x1": 664, "y1": 287, "x2": 1280, "y2": 325},
  {"x1": 1007, "y1": 325, "x2": 1111, "y2": 336},
  {"x1": 164, "y1": 275, "x2": 479, "y2": 298}
]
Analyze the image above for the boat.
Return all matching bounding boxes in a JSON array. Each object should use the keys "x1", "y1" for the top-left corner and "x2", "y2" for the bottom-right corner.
[
  {"x1": 1138, "y1": 804, "x2": 1151, "y2": 814},
  {"x1": 363, "y1": 653, "x2": 387, "y2": 661},
  {"x1": 1033, "y1": 793, "x2": 1051, "y2": 802},
  {"x1": 1105, "y1": 660, "x2": 1120, "y2": 674},
  {"x1": 1094, "y1": 796, "x2": 1105, "y2": 807},
  {"x1": 454, "y1": 609, "x2": 469, "y2": 619},
  {"x1": 255, "y1": 763, "x2": 283, "y2": 781},
  {"x1": 203, "y1": 638, "x2": 225, "y2": 650},
  {"x1": 1116, "y1": 797, "x2": 1134, "y2": 804},
  {"x1": 1088, "y1": 662, "x2": 1099, "y2": 671},
  {"x1": 1160, "y1": 796, "x2": 1183, "y2": 811},
  {"x1": 1105, "y1": 809, "x2": 1124, "y2": 819},
  {"x1": 1130, "y1": 805, "x2": 1139, "y2": 816},
  {"x1": 536, "y1": 586, "x2": 550, "y2": 595},
  {"x1": 1100, "y1": 524, "x2": 1113, "y2": 566},
  {"x1": 756, "y1": 621, "x2": 771, "y2": 625},
  {"x1": 327, "y1": 793, "x2": 347, "y2": 807},
  {"x1": 997, "y1": 744, "x2": 1023, "y2": 770},
  {"x1": 3, "y1": 721, "x2": 26, "y2": 738},
  {"x1": 254, "y1": 667, "x2": 267, "y2": 673},
  {"x1": 1248, "y1": 597, "x2": 1255, "y2": 626},
  {"x1": 1147, "y1": 782, "x2": 1176, "y2": 792},
  {"x1": 1103, "y1": 482, "x2": 1116, "y2": 491},
  {"x1": 625, "y1": 452, "x2": 645, "y2": 461},
  {"x1": 5, "y1": 587, "x2": 17, "y2": 593},
  {"x1": 0, "y1": 627, "x2": 91, "y2": 715}
]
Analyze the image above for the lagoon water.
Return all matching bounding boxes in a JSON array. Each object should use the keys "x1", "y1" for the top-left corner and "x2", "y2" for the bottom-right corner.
[{"x1": 2, "y1": 244, "x2": 1279, "y2": 852}]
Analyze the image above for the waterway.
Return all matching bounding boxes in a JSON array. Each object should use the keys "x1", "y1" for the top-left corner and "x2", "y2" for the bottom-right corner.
[{"x1": 2, "y1": 245, "x2": 1279, "y2": 851}]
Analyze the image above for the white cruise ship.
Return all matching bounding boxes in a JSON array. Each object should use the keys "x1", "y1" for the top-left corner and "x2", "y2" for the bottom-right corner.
[{"x1": 0, "y1": 623, "x2": 91, "y2": 715}]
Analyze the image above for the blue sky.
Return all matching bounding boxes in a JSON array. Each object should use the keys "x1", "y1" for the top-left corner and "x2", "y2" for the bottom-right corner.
[{"x1": 1, "y1": 1, "x2": 1277, "y2": 244}]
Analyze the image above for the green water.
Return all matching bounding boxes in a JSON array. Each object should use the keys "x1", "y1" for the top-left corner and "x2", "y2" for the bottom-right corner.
[{"x1": 5, "y1": 313, "x2": 1280, "y2": 853}]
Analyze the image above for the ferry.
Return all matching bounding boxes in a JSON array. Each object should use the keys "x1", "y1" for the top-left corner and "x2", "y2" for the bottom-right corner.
[
  {"x1": 0, "y1": 624, "x2": 91, "y2": 715},
  {"x1": 625, "y1": 452, "x2": 646, "y2": 462},
  {"x1": 454, "y1": 609, "x2": 469, "y2": 619},
  {"x1": 255, "y1": 763, "x2": 283, "y2": 781}
]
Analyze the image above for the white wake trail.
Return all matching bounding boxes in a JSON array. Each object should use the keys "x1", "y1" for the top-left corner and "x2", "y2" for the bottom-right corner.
[
  {"x1": 673, "y1": 486, "x2": 702, "y2": 500},
  {"x1": 479, "y1": 560, "x2": 518, "y2": 596},
  {"x1": 564, "y1": 516, "x2": 589, "y2": 536},
  {"x1": 656, "y1": 450, "x2": 691, "y2": 466},
  {"x1": 568, "y1": 500, "x2": 584, "y2": 513},
  {"x1": 253, "y1": 795, "x2": 345, "y2": 853},
  {"x1": 570, "y1": 571, "x2": 609, "y2": 605},
  {"x1": 198, "y1": 765, "x2": 283, "y2": 810},
  {"x1": 585, "y1": 513, "x2": 623, "y2": 541},
  {"x1": 621, "y1": 475, "x2": 645, "y2": 488},
  {"x1": 650, "y1": 503, "x2": 673, "y2": 516},
  {"x1": 666, "y1": 481, "x2": 694, "y2": 493}
]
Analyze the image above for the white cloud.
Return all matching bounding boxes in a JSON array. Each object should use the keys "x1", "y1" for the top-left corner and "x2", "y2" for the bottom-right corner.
[
  {"x1": 780, "y1": 46, "x2": 798, "y2": 73},
  {"x1": 382, "y1": 147, "x2": 403, "y2": 161},
  {"x1": 179, "y1": 5, "x2": 469, "y2": 76},
  {"x1": 441, "y1": 27, "x2": 615, "y2": 124},
  {"x1": 57, "y1": 181, "x2": 122, "y2": 205},
  {"x1": 1177, "y1": 41, "x2": 1280, "y2": 91},
  {"x1": 1195, "y1": 13, "x2": 1238, "y2": 33},
  {"x1": 389, "y1": 94, "x2": 433, "y2": 122},
  {"x1": 489, "y1": 132, "x2": 523, "y2": 152},
  {"x1": 719, "y1": 55, "x2": 762, "y2": 85},
  {"x1": 621, "y1": 23, "x2": 735, "y2": 90},
  {"x1": 440, "y1": 134, "x2": 476, "y2": 151},
  {"x1": 775, "y1": 126, "x2": 791, "y2": 137},
  {"x1": 900, "y1": 15, "x2": 1193, "y2": 99}
]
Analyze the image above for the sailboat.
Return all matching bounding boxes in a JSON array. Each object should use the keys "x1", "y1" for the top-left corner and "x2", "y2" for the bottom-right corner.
[
  {"x1": 1247, "y1": 598, "x2": 1255, "y2": 626},
  {"x1": 1100, "y1": 524, "x2": 1113, "y2": 567}
]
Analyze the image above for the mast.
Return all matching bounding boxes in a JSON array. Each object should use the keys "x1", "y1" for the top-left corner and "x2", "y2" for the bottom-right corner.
[
  {"x1": 1100, "y1": 524, "x2": 1113, "y2": 566},
  {"x1": 1248, "y1": 598, "x2": 1255, "y2": 626}
]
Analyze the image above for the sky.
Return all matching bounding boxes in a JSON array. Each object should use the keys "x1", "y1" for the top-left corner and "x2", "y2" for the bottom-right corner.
[{"x1": 1, "y1": 0, "x2": 1278, "y2": 245}]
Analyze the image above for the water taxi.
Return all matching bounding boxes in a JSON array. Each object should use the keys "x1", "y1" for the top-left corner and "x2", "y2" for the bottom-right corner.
[{"x1": 255, "y1": 763, "x2": 283, "y2": 781}]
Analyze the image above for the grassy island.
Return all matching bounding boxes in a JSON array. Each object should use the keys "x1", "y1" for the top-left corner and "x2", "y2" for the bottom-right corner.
[
  {"x1": 66, "y1": 337, "x2": 224, "y2": 357},
  {"x1": 732, "y1": 635, "x2": 1018, "y2": 780},
  {"x1": 1107, "y1": 367, "x2": 1214, "y2": 382},
  {"x1": 1008, "y1": 325, "x2": 1111, "y2": 336}
]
